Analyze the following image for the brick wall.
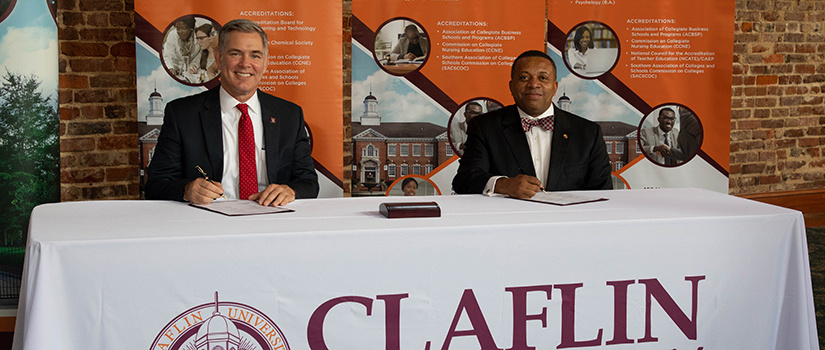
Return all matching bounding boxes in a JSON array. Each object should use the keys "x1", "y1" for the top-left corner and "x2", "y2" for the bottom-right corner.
[
  {"x1": 56, "y1": 0, "x2": 824, "y2": 200},
  {"x1": 58, "y1": 0, "x2": 138, "y2": 200},
  {"x1": 730, "y1": 0, "x2": 825, "y2": 194},
  {"x1": 343, "y1": 0, "x2": 353, "y2": 195}
]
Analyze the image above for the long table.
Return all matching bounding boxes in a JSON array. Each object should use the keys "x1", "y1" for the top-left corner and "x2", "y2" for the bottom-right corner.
[{"x1": 12, "y1": 189, "x2": 818, "y2": 349}]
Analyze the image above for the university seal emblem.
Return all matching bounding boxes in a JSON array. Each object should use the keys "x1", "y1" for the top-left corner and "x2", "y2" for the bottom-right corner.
[{"x1": 150, "y1": 292, "x2": 290, "y2": 350}]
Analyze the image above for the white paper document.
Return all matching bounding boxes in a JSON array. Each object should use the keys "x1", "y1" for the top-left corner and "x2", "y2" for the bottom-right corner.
[
  {"x1": 517, "y1": 191, "x2": 608, "y2": 206},
  {"x1": 190, "y1": 200, "x2": 295, "y2": 216}
]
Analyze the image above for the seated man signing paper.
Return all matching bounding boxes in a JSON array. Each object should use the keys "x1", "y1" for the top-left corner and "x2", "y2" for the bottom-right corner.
[
  {"x1": 146, "y1": 19, "x2": 319, "y2": 206},
  {"x1": 452, "y1": 50, "x2": 612, "y2": 198}
]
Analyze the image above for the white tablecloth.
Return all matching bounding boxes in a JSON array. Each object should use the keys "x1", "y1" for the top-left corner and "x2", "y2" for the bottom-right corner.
[{"x1": 12, "y1": 189, "x2": 818, "y2": 349}]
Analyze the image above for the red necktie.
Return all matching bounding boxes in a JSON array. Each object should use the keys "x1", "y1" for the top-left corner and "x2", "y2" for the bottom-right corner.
[
  {"x1": 521, "y1": 116, "x2": 555, "y2": 132},
  {"x1": 237, "y1": 103, "x2": 257, "y2": 199}
]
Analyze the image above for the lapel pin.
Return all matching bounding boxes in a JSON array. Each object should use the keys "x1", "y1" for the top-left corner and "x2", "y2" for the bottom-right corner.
[
  {"x1": 563, "y1": 134, "x2": 568, "y2": 139},
  {"x1": 270, "y1": 117, "x2": 277, "y2": 124}
]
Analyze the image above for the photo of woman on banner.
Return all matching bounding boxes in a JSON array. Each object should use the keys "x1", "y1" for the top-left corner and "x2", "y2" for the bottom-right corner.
[
  {"x1": 568, "y1": 26, "x2": 593, "y2": 73},
  {"x1": 402, "y1": 177, "x2": 418, "y2": 196},
  {"x1": 564, "y1": 22, "x2": 620, "y2": 78},
  {"x1": 387, "y1": 176, "x2": 438, "y2": 196},
  {"x1": 391, "y1": 24, "x2": 428, "y2": 61},
  {"x1": 188, "y1": 23, "x2": 220, "y2": 84},
  {"x1": 373, "y1": 18, "x2": 429, "y2": 76},
  {"x1": 161, "y1": 15, "x2": 222, "y2": 85}
]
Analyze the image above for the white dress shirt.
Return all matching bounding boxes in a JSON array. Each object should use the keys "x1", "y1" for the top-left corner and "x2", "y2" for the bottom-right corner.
[
  {"x1": 219, "y1": 87, "x2": 268, "y2": 199},
  {"x1": 484, "y1": 105, "x2": 555, "y2": 195}
]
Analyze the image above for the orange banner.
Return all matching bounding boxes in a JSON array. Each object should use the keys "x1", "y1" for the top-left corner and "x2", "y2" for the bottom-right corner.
[
  {"x1": 351, "y1": 0, "x2": 546, "y2": 196},
  {"x1": 547, "y1": 0, "x2": 734, "y2": 191},
  {"x1": 135, "y1": 0, "x2": 342, "y2": 196}
]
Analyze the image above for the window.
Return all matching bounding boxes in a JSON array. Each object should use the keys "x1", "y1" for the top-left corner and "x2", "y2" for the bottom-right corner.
[
  {"x1": 363, "y1": 144, "x2": 378, "y2": 158},
  {"x1": 400, "y1": 144, "x2": 409, "y2": 156},
  {"x1": 605, "y1": 142, "x2": 613, "y2": 154},
  {"x1": 413, "y1": 164, "x2": 421, "y2": 175},
  {"x1": 425, "y1": 164, "x2": 434, "y2": 174},
  {"x1": 616, "y1": 142, "x2": 624, "y2": 154},
  {"x1": 635, "y1": 141, "x2": 641, "y2": 154},
  {"x1": 388, "y1": 144, "x2": 397, "y2": 157},
  {"x1": 425, "y1": 144, "x2": 433, "y2": 157},
  {"x1": 446, "y1": 146, "x2": 454, "y2": 157},
  {"x1": 615, "y1": 161, "x2": 624, "y2": 171},
  {"x1": 400, "y1": 164, "x2": 409, "y2": 176},
  {"x1": 412, "y1": 145, "x2": 421, "y2": 156},
  {"x1": 388, "y1": 164, "x2": 396, "y2": 177}
]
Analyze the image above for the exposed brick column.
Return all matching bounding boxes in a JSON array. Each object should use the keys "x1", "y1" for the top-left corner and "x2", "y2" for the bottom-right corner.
[
  {"x1": 730, "y1": 0, "x2": 825, "y2": 194},
  {"x1": 58, "y1": 0, "x2": 139, "y2": 200},
  {"x1": 343, "y1": 0, "x2": 353, "y2": 195}
]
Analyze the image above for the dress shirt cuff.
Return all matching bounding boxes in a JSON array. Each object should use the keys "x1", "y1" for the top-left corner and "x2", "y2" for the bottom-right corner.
[{"x1": 483, "y1": 176, "x2": 507, "y2": 197}]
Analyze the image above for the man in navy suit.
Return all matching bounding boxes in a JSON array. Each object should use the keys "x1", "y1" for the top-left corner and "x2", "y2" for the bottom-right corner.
[
  {"x1": 452, "y1": 50, "x2": 611, "y2": 198},
  {"x1": 146, "y1": 19, "x2": 318, "y2": 206}
]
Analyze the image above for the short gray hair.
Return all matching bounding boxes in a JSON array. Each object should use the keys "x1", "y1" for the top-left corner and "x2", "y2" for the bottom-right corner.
[{"x1": 218, "y1": 18, "x2": 268, "y2": 54}]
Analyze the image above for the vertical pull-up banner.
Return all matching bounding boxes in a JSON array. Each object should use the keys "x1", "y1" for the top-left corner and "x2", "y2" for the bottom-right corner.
[
  {"x1": 135, "y1": 0, "x2": 343, "y2": 198},
  {"x1": 547, "y1": 0, "x2": 734, "y2": 191},
  {"x1": 351, "y1": 0, "x2": 545, "y2": 196},
  {"x1": 0, "y1": 0, "x2": 59, "y2": 298}
]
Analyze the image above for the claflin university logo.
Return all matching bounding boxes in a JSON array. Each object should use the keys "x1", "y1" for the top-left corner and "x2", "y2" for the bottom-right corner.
[{"x1": 150, "y1": 292, "x2": 290, "y2": 350}]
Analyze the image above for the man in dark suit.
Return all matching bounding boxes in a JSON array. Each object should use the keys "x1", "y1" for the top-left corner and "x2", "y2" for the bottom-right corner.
[
  {"x1": 452, "y1": 50, "x2": 611, "y2": 198},
  {"x1": 146, "y1": 19, "x2": 318, "y2": 206}
]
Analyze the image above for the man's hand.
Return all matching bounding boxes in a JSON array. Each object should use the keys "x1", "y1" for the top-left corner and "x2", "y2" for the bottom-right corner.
[
  {"x1": 653, "y1": 144, "x2": 672, "y2": 157},
  {"x1": 184, "y1": 178, "x2": 224, "y2": 204},
  {"x1": 495, "y1": 175, "x2": 543, "y2": 199},
  {"x1": 403, "y1": 53, "x2": 417, "y2": 60},
  {"x1": 249, "y1": 184, "x2": 296, "y2": 207}
]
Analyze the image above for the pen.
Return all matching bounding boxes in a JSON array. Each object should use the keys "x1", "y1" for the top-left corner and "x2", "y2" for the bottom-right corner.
[
  {"x1": 519, "y1": 167, "x2": 547, "y2": 193},
  {"x1": 195, "y1": 165, "x2": 226, "y2": 199}
]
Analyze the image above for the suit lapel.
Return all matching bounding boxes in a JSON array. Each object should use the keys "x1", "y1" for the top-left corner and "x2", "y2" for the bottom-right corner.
[
  {"x1": 260, "y1": 91, "x2": 281, "y2": 179},
  {"x1": 546, "y1": 109, "x2": 571, "y2": 189},
  {"x1": 201, "y1": 88, "x2": 224, "y2": 181},
  {"x1": 501, "y1": 107, "x2": 536, "y2": 176}
]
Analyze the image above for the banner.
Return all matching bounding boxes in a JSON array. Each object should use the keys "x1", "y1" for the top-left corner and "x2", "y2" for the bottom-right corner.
[
  {"x1": 0, "y1": 0, "x2": 59, "y2": 299},
  {"x1": 546, "y1": 0, "x2": 734, "y2": 191},
  {"x1": 135, "y1": 0, "x2": 343, "y2": 198},
  {"x1": 351, "y1": 0, "x2": 546, "y2": 196}
]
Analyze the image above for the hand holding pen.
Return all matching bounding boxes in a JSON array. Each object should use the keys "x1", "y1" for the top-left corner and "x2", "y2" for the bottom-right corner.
[
  {"x1": 184, "y1": 165, "x2": 226, "y2": 204},
  {"x1": 493, "y1": 169, "x2": 544, "y2": 199},
  {"x1": 519, "y1": 167, "x2": 547, "y2": 193}
]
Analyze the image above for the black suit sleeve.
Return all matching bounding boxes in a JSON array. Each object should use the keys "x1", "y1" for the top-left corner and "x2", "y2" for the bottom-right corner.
[
  {"x1": 280, "y1": 106, "x2": 319, "y2": 199},
  {"x1": 144, "y1": 101, "x2": 197, "y2": 201},
  {"x1": 581, "y1": 125, "x2": 613, "y2": 190},
  {"x1": 452, "y1": 114, "x2": 499, "y2": 194}
]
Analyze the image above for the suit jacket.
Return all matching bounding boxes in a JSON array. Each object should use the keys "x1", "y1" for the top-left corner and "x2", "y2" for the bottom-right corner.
[
  {"x1": 145, "y1": 86, "x2": 319, "y2": 201},
  {"x1": 452, "y1": 104, "x2": 612, "y2": 193},
  {"x1": 639, "y1": 125, "x2": 683, "y2": 165}
]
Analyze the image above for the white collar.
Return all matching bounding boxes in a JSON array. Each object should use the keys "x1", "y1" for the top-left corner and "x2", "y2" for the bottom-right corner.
[
  {"x1": 219, "y1": 87, "x2": 261, "y2": 116},
  {"x1": 516, "y1": 104, "x2": 555, "y2": 120}
]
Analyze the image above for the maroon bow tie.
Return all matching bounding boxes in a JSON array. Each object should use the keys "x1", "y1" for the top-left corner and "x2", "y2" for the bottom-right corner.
[{"x1": 521, "y1": 116, "x2": 555, "y2": 132}]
